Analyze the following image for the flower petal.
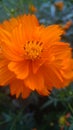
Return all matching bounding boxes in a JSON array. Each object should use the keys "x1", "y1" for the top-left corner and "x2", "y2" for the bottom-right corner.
[
  {"x1": 2, "y1": 43, "x2": 25, "y2": 61},
  {"x1": 32, "y1": 59, "x2": 45, "y2": 73},
  {"x1": 8, "y1": 61, "x2": 29, "y2": 79},
  {"x1": 42, "y1": 65, "x2": 64, "y2": 89},
  {"x1": 33, "y1": 25, "x2": 64, "y2": 44},
  {"x1": 10, "y1": 79, "x2": 31, "y2": 98},
  {"x1": 0, "y1": 59, "x2": 14, "y2": 86},
  {"x1": 25, "y1": 70, "x2": 49, "y2": 96}
]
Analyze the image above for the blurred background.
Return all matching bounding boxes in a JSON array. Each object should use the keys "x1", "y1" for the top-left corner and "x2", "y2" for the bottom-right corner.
[{"x1": 0, "y1": 0, "x2": 73, "y2": 130}]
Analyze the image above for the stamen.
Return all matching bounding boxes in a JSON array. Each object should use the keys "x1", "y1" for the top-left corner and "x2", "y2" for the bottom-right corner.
[{"x1": 24, "y1": 41, "x2": 43, "y2": 60}]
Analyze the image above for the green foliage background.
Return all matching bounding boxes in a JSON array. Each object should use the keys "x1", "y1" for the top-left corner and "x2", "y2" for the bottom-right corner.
[{"x1": 0, "y1": 0, "x2": 73, "y2": 130}]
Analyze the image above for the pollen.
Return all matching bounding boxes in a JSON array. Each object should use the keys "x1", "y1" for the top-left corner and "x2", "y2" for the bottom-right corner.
[{"x1": 24, "y1": 41, "x2": 43, "y2": 60}]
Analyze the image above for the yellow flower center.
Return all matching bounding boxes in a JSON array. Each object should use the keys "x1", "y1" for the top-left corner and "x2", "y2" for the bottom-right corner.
[{"x1": 24, "y1": 41, "x2": 43, "y2": 60}]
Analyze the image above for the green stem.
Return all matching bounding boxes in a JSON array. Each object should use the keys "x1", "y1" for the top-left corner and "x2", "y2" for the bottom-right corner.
[
  {"x1": 68, "y1": 103, "x2": 73, "y2": 113},
  {"x1": 2, "y1": 2, "x2": 13, "y2": 17},
  {"x1": 19, "y1": 0, "x2": 25, "y2": 12}
]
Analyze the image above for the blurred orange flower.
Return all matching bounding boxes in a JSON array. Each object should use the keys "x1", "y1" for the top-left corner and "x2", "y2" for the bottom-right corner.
[
  {"x1": 63, "y1": 20, "x2": 73, "y2": 30},
  {"x1": 55, "y1": 1, "x2": 64, "y2": 10},
  {"x1": 0, "y1": 14, "x2": 73, "y2": 98},
  {"x1": 32, "y1": 128, "x2": 37, "y2": 130},
  {"x1": 29, "y1": 4, "x2": 37, "y2": 13}
]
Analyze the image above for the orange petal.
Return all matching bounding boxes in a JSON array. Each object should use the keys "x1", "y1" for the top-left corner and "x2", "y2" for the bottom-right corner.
[
  {"x1": 24, "y1": 70, "x2": 49, "y2": 96},
  {"x1": 22, "y1": 15, "x2": 39, "y2": 41},
  {"x1": 41, "y1": 66, "x2": 55, "y2": 90},
  {"x1": 10, "y1": 79, "x2": 31, "y2": 98},
  {"x1": 32, "y1": 59, "x2": 45, "y2": 73},
  {"x1": 8, "y1": 61, "x2": 29, "y2": 79},
  {"x1": 33, "y1": 25, "x2": 64, "y2": 45},
  {"x1": 1, "y1": 39, "x2": 24, "y2": 61},
  {"x1": 0, "y1": 14, "x2": 39, "y2": 32},
  {"x1": 0, "y1": 27, "x2": 10, "y2": 40},
  {"x1": 1, "y1": 17, "x2": 19, "y2": 31},
  {"x1": 41, "y1": 62, "x2": 64, "y2": 90},
  {"x1": 0, "y1": 59, "x2": 14, "y2": 86}
]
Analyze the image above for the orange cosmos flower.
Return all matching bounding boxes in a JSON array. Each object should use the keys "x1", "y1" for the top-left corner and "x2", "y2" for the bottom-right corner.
[
  {"x1": 0, "y1": 14, "x2": 73, "y2": 98},
  {"x1": 32, "y1": 128, "x2": 37, "y2": 130},
  {"x1": 55, "y1": 1, "x2": 64, "y2": 11},
  {"x1": 63, "y1": 20, "x2": 73, "y2": 30},
  {"x1": 29, "y1": 4, "x2": 37, "y2": 13}
]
